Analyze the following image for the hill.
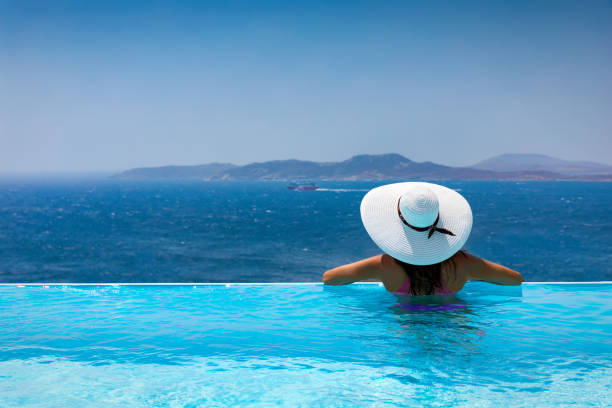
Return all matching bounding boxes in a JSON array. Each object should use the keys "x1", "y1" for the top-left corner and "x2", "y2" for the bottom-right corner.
[
  {"x1": 113, "y1": 154, "x2": 612, "y2": 181},
  {"x1": 471, "y1": 154, "x2": 612, "y2": 176}
]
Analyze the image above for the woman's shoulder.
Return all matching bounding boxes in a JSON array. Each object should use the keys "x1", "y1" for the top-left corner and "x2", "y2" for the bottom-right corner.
[
  {"x1": 378, "y1": 254, "x2": 410, "y2": 292},
  {"x1": 441, "y1": 251, "x2": 472, "y2": 292},
  {"x1": 445, "y1": 251, "x2": 525, "y2": 286},
  {"x1": 444, "y1": 250, "x2": 479, "y2": 271}
]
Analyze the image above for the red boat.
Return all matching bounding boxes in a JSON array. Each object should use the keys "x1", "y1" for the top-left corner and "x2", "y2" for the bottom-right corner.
[{"x1": 287, "y1": 182, "x2": 319, "y2": 191}]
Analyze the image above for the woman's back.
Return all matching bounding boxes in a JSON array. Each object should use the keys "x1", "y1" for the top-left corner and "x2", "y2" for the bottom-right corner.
[
  {"x1": 323, "y1": 251, "x2": 524, "y2": 295},
  {"x1": 380, "y1": 251, "x2": 466, "y2": 295}
]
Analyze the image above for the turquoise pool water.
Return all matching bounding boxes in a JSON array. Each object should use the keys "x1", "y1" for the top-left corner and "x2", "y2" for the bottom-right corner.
[{"x1": 0, "y1": 283, "x2": 610, "y2": 407}]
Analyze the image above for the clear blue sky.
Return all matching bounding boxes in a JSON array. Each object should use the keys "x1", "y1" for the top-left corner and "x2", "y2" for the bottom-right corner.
[{"x1": 1, "y1": 0, "x2": 611, "y2": 172}]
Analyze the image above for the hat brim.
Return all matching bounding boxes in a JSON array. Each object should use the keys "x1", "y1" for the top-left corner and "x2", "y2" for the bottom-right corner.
[{"x1": 360, "y1": 182, "x2": 472, "y2": 265}]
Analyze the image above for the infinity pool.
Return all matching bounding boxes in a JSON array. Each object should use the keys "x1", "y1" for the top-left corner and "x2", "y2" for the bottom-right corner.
[{"x1": 0, "y1": 283, "x2": 610, "y2": 407}]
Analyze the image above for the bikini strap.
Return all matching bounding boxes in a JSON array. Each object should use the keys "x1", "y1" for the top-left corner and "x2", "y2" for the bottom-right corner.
[{"x1": 396, "y1": 277, "x2": 411, "y2": 294}]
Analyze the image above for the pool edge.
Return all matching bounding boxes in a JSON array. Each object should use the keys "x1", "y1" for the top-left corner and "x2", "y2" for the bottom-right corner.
[{"x1": 0, "y1": 281, "x2": 611, "y2": 286}]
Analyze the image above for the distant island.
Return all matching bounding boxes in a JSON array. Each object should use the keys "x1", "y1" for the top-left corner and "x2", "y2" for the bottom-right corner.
[{"x1": 113, "y1": 153, "x2": 612, "y2": 181}]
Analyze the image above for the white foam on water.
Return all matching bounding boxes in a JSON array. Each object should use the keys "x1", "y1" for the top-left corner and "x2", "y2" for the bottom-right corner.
[{"x1": 316, "y1": 188, "x2": 370, "y2": 192}]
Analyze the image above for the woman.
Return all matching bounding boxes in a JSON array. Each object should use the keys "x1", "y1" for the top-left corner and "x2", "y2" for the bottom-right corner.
[{"x1": 323, "y1": 182, "x2": 524, "y2": 295}]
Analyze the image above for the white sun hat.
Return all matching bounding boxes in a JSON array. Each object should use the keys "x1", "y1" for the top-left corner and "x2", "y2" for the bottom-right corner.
[{"x1": 360, "y1": 182, "x2": 472, "y2": 265}]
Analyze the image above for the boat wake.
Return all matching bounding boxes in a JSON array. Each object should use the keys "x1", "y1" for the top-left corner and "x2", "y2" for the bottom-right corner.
[{"x1": 316, "y1": 188, "x2": 370, "y2": 192}]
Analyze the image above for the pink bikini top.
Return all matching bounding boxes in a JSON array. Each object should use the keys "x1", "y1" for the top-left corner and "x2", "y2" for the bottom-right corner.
[{"x1": 395, "y1": 277, "x2": 453, "y2": 296}]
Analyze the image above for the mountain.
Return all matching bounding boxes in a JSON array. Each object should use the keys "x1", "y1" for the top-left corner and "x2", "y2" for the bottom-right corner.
[
  {"x1": 113, "y1": 154, "x2": 612, "y2": 181},
  {"x1": 114, "y1": 154, "x2": 494, "y2": 180},
  {"x1": 220, "y1": 154, "x2": 458, "y2": 180},
  {"x1": 471, "y1": 154, "x2": 612, "y2": 176}
]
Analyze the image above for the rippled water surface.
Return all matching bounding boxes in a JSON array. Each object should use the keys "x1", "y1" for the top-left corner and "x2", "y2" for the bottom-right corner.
[
  {"x1": 0, "y1": 179, "x2": 611, "y2": 282},
  {"x1": 0, "y1": 283, "x2": 610, "y2": 407}
]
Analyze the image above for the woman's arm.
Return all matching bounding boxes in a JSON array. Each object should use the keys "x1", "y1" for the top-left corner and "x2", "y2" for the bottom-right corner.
[
  {"x1": 322, "y1": 255, "x2": 385, "y2": 285},
  {"x1": 459, "y1": 252, "x2": 525, "y2": 285}
]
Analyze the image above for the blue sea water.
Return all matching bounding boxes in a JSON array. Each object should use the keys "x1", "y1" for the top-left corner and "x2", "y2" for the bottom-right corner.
[
  {"x1": 0, "y1": 283, "x2": 610, "y2": 407},
  {"x1": 1, "y1": 180, "x2": 611, "y2": 407},
  {"x1": 0, "y1": 179, "x2": 611, "y2": 282}
]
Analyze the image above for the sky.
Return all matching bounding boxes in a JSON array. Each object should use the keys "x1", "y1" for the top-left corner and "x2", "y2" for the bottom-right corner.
[{"x1": 1, "y1": 0, "x2": 611, "y2": 173}]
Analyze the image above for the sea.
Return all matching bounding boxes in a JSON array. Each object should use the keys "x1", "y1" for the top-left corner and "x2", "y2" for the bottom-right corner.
[{"x1": 0, "y1": 178, "x2": 610, "y2": 283}]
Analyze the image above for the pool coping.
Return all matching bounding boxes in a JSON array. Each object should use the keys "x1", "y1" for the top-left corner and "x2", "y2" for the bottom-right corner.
[{"x1": 0, "y1": 282, "x2": 610, "y2": 286}]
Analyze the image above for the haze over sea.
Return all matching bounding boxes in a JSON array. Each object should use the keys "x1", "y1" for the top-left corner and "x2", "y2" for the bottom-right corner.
[{"x1": 0, "y1": 179, "x2": 610, "y2": 283}]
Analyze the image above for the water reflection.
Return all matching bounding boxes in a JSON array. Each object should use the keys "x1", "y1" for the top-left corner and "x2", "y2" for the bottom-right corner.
[
  {"x1": 392, "y1": 293, "x2": 469, "y2": 312},
  {"x1": 391, "y1": 294, "x2": 484, "y2": 356}
]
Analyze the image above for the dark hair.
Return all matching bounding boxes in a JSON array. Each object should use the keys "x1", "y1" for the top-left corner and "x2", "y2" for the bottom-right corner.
[{"x1": 394, "y1": 251, "x2": 464, "y2": 295}]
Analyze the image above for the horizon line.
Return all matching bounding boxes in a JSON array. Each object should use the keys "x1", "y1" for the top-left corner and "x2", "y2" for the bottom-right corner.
[{"x1": 2, "y1": 152, "x2": 612, "y2": 174}]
